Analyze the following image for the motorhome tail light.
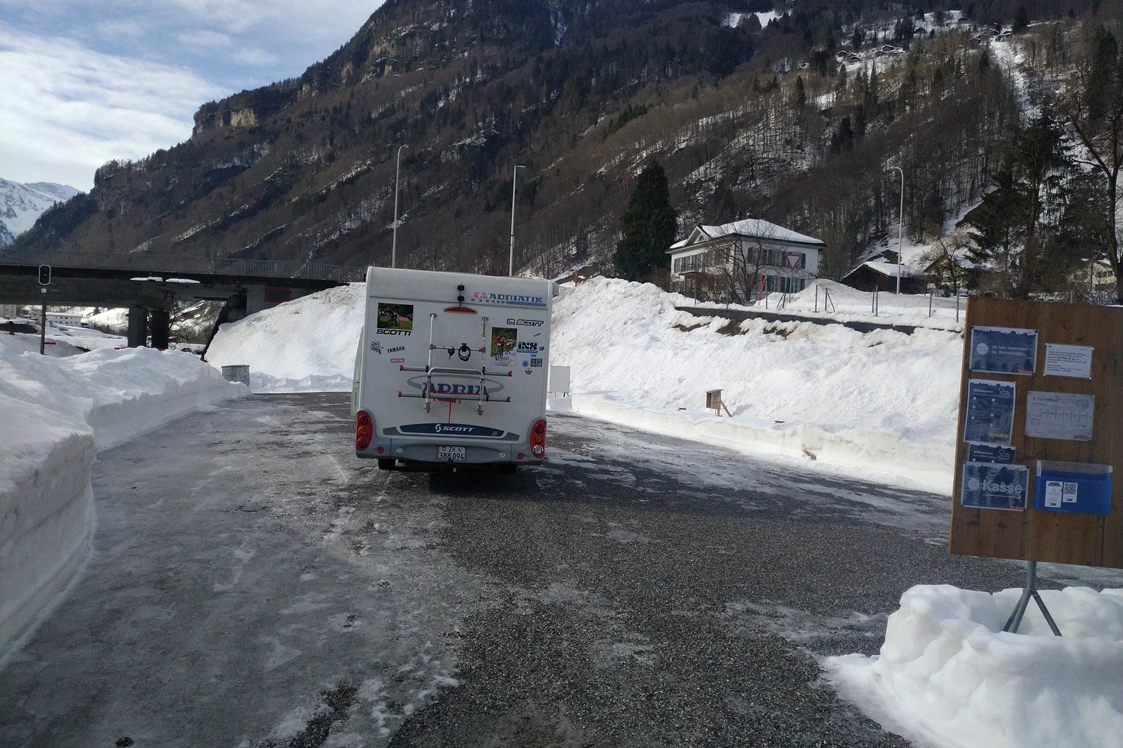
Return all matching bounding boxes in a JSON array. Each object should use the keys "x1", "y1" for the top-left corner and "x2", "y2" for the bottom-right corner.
[
  {"x1": 530, "y1": 419, "x2": 547, "y2": 458},
  {"x1": 356, "y1": 411, "x2": 374, "y2": 451}
]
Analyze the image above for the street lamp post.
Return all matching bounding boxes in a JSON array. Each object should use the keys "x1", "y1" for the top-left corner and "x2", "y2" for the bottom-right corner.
[
  {"x1": 890, "y1": 165, "x2": 904, "y2": 294},
  {"x1": 509, "y1": 163, "x2": 526, "y2": 277},
  {"x1": 392, "y1": 144, "x2": 408, "y2": 268}
]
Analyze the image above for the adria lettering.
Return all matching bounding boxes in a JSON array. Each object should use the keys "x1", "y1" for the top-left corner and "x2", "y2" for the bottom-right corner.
[{"x1": 472, "y1": 292, "x2": 546, "y2": 307}]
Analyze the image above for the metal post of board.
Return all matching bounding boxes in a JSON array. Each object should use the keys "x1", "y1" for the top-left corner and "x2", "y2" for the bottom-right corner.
[
  {"x1": 928, "y1": 289, "x2": 934, "y2": 318},
  {"x1": 39, "y1": 288, "x2": 47, "y2": 355},
  {"x1": 1002, "y1": 562, "x2": 1062, "y2": 636},
  {"x1": 955, "y1": 292, "x2": 960, "y2": 322},
  {"x1": 814, "y1": 285, "x2": 819, "y2": 313}
]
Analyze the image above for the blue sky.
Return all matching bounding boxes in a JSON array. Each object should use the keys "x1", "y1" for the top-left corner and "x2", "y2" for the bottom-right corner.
[{"x1": 0, "y1": 1, "x2": 386, "y2": 191}]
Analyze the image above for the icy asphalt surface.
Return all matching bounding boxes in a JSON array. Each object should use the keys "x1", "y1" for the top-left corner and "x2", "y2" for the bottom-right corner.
[{"x1": 2, "y1": 393, "x2": 1099, "y2": 748}]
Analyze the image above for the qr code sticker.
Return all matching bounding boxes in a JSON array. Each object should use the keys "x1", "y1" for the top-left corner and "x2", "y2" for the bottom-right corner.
[{"x1": 530, "y1": 358, "x2": 543, "y2": 368}]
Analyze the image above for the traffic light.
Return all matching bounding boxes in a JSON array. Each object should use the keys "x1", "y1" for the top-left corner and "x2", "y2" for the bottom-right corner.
[{"x1": 38, "y1": 265, "x2": 51, "y2": 285}]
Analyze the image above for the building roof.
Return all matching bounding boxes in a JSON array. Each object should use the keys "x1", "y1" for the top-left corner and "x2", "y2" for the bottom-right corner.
[
  {"x1": 668, "y1": 218, "x2": 825, "y2": 254},
  {"x1": 843, "y1": 260, "x2": 927, "y2": 280}
]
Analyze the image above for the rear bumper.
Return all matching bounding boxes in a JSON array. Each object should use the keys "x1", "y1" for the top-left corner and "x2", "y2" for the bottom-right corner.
[{"x1": 356, "y1": 436, "x2": 546, "y2": 467}]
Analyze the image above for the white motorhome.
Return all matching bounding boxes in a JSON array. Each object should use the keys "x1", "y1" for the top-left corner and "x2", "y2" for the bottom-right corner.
[{"x1": 353, "y1": 267, "x2": 557, "y2": 471}]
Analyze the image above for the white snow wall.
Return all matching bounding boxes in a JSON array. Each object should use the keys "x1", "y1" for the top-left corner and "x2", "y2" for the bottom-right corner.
[{"x1": 0, "y1": 349, "x2": 244, "y2": 661}]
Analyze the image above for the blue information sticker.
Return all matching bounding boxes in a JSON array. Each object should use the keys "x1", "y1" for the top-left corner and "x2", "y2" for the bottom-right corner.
[
  {"x1": 969, "y1": 326, "x2": 1037, "y2": 374},
  {"x1": 962, "y1": 462, "x2": 1028, "y2": 511},
  {"x1": 967, "y1": 444, "x2": 1016, "y2": 464}
]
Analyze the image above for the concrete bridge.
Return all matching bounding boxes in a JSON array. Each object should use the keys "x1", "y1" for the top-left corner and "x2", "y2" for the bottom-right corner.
[{"x1": 0, "y1": 251, "x2": 365, "y2": 348}]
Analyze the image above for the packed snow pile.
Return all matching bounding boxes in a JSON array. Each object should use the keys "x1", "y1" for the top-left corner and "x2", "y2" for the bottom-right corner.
[
  {"x1": 824, "y1": 584, "x2": 1123, "y2": 748},
  {"x1": 207, "y1": 284, "x2": 365, "y2": 393},
  {"x1": 552, "y1": 278, "x2": 962, "y2": 491},
  {"x1": 0, "y1": 342, "x2": 245, "y2": 661},
  {"x1": 203, "y1": 277, "x2": 962, "y2": 489}
]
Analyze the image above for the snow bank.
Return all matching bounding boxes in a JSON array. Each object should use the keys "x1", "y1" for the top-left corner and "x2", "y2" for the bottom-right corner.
[
  {"x1": 824, "y1": 585, "x2": 1123, "y2": 748},
  {"x1": 0, "y1": 343, "x2": 245, "y2": 661},
  {"x1": 204, "y1": 277, "x2": 962, "y2": 489},
  {"x1": 553, "y1": 278, "x2": 962, "y2": 492},
  {"x1": 206, "y1": 284, "x2": 364, "y2": 393}
]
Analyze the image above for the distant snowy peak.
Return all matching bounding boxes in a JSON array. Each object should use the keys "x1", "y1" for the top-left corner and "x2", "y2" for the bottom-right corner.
[
  {"x1": 23, "y1": 182, "x2": 81, "y2": 202},
  {"x1": 0, "y1": 178, "x2": 82, "y2": 247}
]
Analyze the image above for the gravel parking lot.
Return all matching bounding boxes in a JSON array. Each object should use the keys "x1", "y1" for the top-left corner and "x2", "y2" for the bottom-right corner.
[{"x1": 1, "y1": 394, "x2": 1058, "y2": 747}]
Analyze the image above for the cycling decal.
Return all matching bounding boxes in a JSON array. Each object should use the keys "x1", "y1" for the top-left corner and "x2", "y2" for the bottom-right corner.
[
  {"x1": 490, "y1": 326, "x2": 517, "y2": 366},
  {"x1": 376, "y1": 303, "x2": 413, "y2": 336}
]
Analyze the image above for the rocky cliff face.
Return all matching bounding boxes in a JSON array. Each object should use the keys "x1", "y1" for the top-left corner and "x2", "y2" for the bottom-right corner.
[{"x1": 5, "y1": 0, "x2": 1029, "y2": 280}]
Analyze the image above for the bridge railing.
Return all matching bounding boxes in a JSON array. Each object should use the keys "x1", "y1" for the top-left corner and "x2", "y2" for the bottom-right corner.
[{"x1": 0, "y1": 250, "x2": 366, "y2": 283}]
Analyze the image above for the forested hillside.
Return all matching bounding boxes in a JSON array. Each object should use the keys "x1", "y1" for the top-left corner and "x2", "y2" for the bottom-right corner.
[{"x1": 7, "y1": 0, "x2": 1121, "y2": 300}]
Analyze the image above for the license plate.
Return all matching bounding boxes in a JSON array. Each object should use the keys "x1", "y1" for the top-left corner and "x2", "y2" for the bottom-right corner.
[{"x1": 438, "y1": 446, "x2": 466, "y2": 461}]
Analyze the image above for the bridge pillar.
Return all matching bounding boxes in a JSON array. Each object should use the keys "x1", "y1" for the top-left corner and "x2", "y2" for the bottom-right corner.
[
  {"x1": 149, "y1": 309, "x2": 169, "y2": 350},
  {"x1": 127, "y1": 307, "x2": 148, "y2": 348}
]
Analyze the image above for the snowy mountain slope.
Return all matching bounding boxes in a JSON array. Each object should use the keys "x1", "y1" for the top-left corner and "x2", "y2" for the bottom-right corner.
[{"x1": 0, "y1": 179, "x2": 81, "y2": 247}]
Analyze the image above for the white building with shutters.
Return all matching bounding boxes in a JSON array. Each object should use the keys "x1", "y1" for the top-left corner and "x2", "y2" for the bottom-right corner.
[{"x1": 667, "y1": 218, "x2": 825, "y2": 302}]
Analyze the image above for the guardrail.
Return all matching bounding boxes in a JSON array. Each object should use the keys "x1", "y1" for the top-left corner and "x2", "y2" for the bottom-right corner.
[{"x1": 0, "y1": 250, "x2": 366, "y2": 283}]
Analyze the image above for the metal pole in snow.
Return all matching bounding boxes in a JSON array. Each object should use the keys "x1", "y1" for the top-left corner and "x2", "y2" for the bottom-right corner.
[
  {"x1": 893, "y1": 166, "x2": 904, "y2": 294},
  {"x1": 39, "y1": 288, "x2": 47, "y2": 355},
  {"x1": 509, "y1": 163, "x2": 525, "y2": 276},
  {"x1": 392, "y1": 144, "x2": 408, "y2": 268}
]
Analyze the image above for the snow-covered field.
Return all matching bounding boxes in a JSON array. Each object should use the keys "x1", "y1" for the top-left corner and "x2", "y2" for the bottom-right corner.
[
  {"x1": 205, "y1": 277, "x2": 962, "y2": 491},
  {"x1": 552, "y1": 278, "x2": 963, "y2": 492},
  {"x1": 0, "y1": 338, "x2": 245, "y2": 662},
  {"x1": 825, "y1": 585, "x2": 1123, "y2": 748}
]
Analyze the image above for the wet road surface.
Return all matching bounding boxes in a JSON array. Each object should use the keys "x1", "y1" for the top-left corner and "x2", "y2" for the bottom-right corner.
[{"x1": 0, "y1": 393, "x2": 1100, "y2": 747}]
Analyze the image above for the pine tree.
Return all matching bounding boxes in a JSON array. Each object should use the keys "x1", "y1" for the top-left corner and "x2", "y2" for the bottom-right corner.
[
  {"x1": 1059, "y1": 27, "x2": 1123, "y2": 302},
  {"x1": 966, "y1": 114, "x2": 1069, "y2": 297},
  {"x1": 613, "y1": 161, "x2": 678, "y2": 281}
]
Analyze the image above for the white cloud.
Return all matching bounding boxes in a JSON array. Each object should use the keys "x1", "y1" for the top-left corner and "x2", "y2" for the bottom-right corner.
[
  {"x1": 0, "y1": 24, "x2": 224, "y2": 190},
  {"x1": 94, "y1": 17, "x2": 149, "y2": 42},
  {"x1": 233, "y1": 47, "x2": 280, "y2": 67},
  {"x1": 176, "y1": 28, "x2": 234, "y2": 50},
  {"x1": 0, "y1": 1, "x2": 385, "y2": 189}
]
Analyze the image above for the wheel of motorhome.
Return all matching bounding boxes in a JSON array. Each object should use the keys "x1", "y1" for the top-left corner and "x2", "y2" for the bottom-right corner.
[{"x1": 353, "y1": 268, "x2": 557, "y2": 471}]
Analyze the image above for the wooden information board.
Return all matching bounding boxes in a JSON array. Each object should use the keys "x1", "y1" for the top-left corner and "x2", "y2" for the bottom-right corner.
[{"x1": 949, "y1": 297, "x2": 1123, "y2": 568}]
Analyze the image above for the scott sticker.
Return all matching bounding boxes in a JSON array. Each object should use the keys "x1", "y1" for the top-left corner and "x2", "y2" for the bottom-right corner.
[
  {"x1": 376, "y1": 303, "x2": 413, "y2": 336},
  {"x1": 400, "y1": 423, "x2": 505, "y2": 438},
  {"x1": 507, "y1": 318, "x2": 544, "y2": 326}
]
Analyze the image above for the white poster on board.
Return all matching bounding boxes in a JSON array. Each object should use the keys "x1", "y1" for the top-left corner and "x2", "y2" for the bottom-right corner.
[
  {"x1": 1025, "y1": 391, "x2": 1094, "y2": 441},
  {"x1": 1043, "y1": 344, "x2": 1093, "y2": 379}
]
